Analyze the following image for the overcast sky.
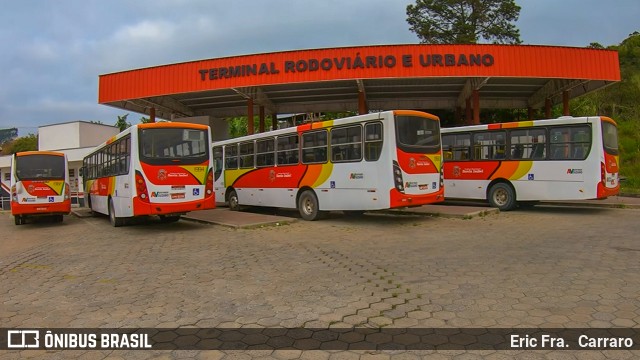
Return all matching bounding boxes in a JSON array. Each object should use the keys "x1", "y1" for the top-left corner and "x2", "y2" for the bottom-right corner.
[{"x1": 1, "y1": 0, "x2": 638, "y2": 135}]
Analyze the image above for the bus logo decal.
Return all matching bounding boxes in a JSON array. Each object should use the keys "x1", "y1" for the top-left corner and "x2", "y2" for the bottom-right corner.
[
  {"x1": 409, "y1": 157, "x2": 416, "y2": 169},
  {"x1": 452, "y1": 166, "x2": 461, "y2": 178},
  {"x1": 567, "y1": 168, "x2": 583, "y2": 174},
  {"x1": 269, "y1": 170, "x2": 276, "y2": 182},
  {"x1": 349, "y1": 173, "x2": 364, "y2": 180},
  {"x1": 157, "y1": 169, "x2": 167, "y2": 181},
  {"x1": 193, "y1": 188, "x2": 200, "y2": 196}
]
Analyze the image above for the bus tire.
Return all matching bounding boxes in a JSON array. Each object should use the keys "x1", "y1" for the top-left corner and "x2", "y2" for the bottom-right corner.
[
  {"x1": 109, "y1": 198, "x2": 124, "y2": 227},
  {"x1": 488, "y1": 182, "x2": 516, "y2": 211},
  {"x1": 298, "y1": 190, "x2": 323, "y2": 221},
  {"x1": 14, "y1": 216, "x2": 24, "y2": 225},
  {"x1": 227, "y1": 189, "x2": 240, "y2": 211},
  {"x1": 53, "y1": 215, "x2": 64, "y2": 223}
]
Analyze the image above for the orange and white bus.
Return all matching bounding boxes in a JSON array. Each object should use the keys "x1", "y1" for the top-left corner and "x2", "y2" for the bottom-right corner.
[
  {"x1": 441, "y1": 116, "x2": 619, "y2": 210},
  {"x1": 212, "y1": 110, "x2": 444, "y2": 220},
  {"x1": 82, "y1": 122, "x2": 215, "y2": 226},
  {"x1": 11, "y1": 151, "x2": 71, "y2": 225}
]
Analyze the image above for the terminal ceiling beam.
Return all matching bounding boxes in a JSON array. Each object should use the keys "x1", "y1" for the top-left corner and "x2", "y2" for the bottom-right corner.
[
  {"x1": 456, "y1": 77, "x2": 490, "y2": 108},
  {"x1": 231, "y1": 86, "x2": 277, "y2": 113},
  {"x1": 527, "y1": 79, "x2": 589, "y2": 109},
  {"x1": 145, "y1": 96, "x2": 194, "y2": 118}
]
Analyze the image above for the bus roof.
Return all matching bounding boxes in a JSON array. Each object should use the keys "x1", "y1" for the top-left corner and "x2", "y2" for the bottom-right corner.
[
  {"x1": 441, "y1": 116, "x2": 611, "y2": 133},
  {"x1": 15, "y1": 151, "x2": 65, "y2": 157},
  {"x1": 212, "y1": 110, "x2": 439, "y2": 146}
]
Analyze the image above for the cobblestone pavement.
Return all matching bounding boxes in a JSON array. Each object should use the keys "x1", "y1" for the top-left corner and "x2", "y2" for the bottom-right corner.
[{"x1": 1, "y1": 206, "x2": 639, "y2": 359}]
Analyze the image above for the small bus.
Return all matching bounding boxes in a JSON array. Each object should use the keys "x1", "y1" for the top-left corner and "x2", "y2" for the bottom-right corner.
[
  {"x1": 441, "y1": 116, "x2": 619, "y2": 210},
  {"x1": 11, "y1": 151, "x2": 71, "y2": 225},
  {"x1": 82, "y1": 122, "x2": 215, "y2": 226},
  {"x1": 212, "y1": 110, "x2": 444, "y2": 220}
]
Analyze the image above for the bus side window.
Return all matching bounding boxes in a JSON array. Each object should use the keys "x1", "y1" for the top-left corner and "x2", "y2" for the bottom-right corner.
[{"x1": 213, "y1": 147, "x2": 223, "y2": 181}]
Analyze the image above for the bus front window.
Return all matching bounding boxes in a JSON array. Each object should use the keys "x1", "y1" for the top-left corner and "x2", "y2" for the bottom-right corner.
[
  {"x1": 139, "y1": 128, "x2": 209, "y2": 165},
  {"x1": 395, "y1": 115, "x2": 441, "y2": 153}
]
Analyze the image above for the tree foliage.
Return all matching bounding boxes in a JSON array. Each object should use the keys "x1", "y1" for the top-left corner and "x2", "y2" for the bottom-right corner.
[
  {"x1": 1, "y1": 134, "x2": 38, "y2": 155},
  {"x1": 115, "y1": 114, "x2": 132, "y2": 132},
  {"x1": 406, "y1": 0, "x2": 522, "y2": 44},
  {"x1": 227, "y1": 116, "x2": 274, "y2": 138},
  {"x1": 562, "y1": 32, "x2": 640, "y2": 191}
]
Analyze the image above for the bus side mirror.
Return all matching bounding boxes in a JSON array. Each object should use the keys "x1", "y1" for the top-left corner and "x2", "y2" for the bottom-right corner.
[{"x1": 79, "y1": 167, "x2": 84, "y2": 177}]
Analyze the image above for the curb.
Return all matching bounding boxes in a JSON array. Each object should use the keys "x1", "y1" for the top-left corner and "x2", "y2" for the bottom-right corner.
[
  {"x1": 540, "y1": 201, "x2": 640, "y2": 209},
  {"x1": 181, "y1": 215, "x2": 296, "y2": 229},
  {"x1": 379, "y1": 207, "x2": 499, "y2": 219}
]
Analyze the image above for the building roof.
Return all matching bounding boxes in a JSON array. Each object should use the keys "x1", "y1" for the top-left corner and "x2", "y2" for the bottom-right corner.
[{"x1": 98, "y1": 44, "x2": 620, "y2": 119}]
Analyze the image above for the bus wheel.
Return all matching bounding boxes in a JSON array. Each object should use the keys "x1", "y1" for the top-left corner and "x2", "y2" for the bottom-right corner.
[
  {"x1": 488, "y1": 183, "x2": 516, "y2": 211},
  {"x1": 14, "y1": 216, "x2": 24, "y2": 225},
  {"x1": 53, "y1": 215, "x2": 64, "y2": 223},
  {"x1": 298, "y1": 190, "x2": 323, "y2": 221},
  {"x1": 109, "y1": 199, "x2": 124, "y2": 227},
  {"x1": 228, "y1": 190, "x2": 240, "y2": 211}
]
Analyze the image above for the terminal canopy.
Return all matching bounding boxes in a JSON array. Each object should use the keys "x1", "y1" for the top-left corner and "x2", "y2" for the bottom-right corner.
[{"x1": 99, "y1": 44, "x2": 620, "y2": 121}]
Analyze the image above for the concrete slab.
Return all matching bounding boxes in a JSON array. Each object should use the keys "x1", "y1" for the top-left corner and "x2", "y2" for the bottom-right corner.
[
  {"x1": 383, "y1": 203, "x2": 500, "y2": 219},
  {"x1": 182, "y1": 208, "x2": 297, "y2": 229}
]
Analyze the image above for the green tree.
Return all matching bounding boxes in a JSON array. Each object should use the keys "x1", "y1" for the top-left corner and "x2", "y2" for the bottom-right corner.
[
  {"x1": 115, "y1": 114, "x2": 131, "y2": 131},
  {"x1": 406, "y1": 0, "x2": 522, "y2": 44},
  {"x1": 227, "y1": 116, "x2": 274, "y2": 138},
  {"x1": 1, "y1": 134, "x2": 38, "y2": 154},
  {"x1": 140, "y1": 116, "x2": 151, "y2": 124}
]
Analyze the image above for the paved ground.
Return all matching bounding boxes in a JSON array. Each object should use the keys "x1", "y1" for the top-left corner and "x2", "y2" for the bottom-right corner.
[{"x1": 1, "y1": 204, "x2": 639, "y2": 359}]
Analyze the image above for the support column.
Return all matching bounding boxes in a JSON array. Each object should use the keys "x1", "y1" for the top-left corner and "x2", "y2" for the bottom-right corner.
[
  {"x1": 454, "y1": 107, "x2": 462, "y2": 126},
  {"x1": 247, "y1": 98, "x2": 254, "y2": 135},
  {"x1": 562, "y1": 90, "x2": 570, "y2": 116},
  {"x1": 465, "y1": 98, "x2": 472, "y2": 125},
  {"x1": 271, "y1": 112, "x2": 278, "y2": 130},
  {"x1": 149, "y1": 107, "x2": 156, "y2": 123},
  {"x1": 358, "y1": 92, "x2": 368, "y2": 115},
  {"x1": 472, "y1": 90, "x2": 480, "y2": 125},
  {"x1": 545, "y1": 98, "x2": 552, "y2": 118},
  {"x1": 259, "y1": 106, "x2": 265, "y2": 133},
  {"x1": 527, "y1": 107, "x2": 534, "y2": 120}
]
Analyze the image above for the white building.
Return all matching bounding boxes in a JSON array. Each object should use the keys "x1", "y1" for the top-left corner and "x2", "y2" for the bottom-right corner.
[{"x1": 0, "y1": 121, "x2": 119, "y2": 209}]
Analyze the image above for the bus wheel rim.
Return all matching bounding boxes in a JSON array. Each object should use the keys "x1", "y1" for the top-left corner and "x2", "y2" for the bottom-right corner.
[
  {"x1": 229, "y1": 194, "x2": 238, "y2": 208},
  {"x1": 494, "y1": 189, "x2": 507, "y2": 206},
  {"x1": 303, "y1": 198, "x2": 313, "y2": 215}
]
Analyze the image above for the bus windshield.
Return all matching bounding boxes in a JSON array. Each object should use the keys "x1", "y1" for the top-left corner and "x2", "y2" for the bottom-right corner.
[
  {"x1": 139, "y1": 127, "x2": 209, "y2": 165},
  {"x1": 601, "y1": 121, "x2": 618, "y2": 155},
  {"x1": 16, "y1": 154, "x2": 65, "y2": 181},
  {"x1": 395, "y1": 115, "x2": 440, "y2": 153}
]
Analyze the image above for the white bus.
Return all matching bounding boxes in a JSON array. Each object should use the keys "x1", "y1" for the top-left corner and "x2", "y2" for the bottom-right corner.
[
  {"x1": 82, "y1": 122, "x2": 215, "y2": 226},
  {"x1": 212, "y1": 110, "x2": 444, "y2": 220},
  {"x1": 11, "y1": 151, "x2": 71, "y2": 225},
  {"x1": 441, "y1": 116, "x2": 620, "y2": 210}
]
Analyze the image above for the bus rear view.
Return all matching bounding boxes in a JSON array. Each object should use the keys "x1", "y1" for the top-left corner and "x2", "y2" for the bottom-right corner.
[{"x1": 11, "y1": 151, "x2": 71, "y2": 225}]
